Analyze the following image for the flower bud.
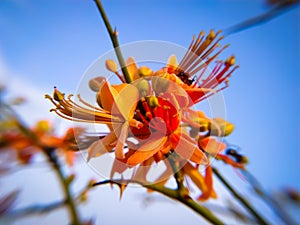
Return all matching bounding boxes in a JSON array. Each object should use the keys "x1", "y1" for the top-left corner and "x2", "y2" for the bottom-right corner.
[
  {"x1": 89, "y1": 77, "x2": 106, "y2": 92},
  {"x1": 225, "y1": 55, "x2": 235, "y2": 66},
  {"x1": 209, "y1": 118, "x2": 234, "y2": 137},
  {"x1": 147, "y1": 95, "x2": 158, "y2": 108},
  {"x1": 105, "y1": 59, "x2": 118, "y2": 73},
  {"x1": 137, "y1": 79, "x2": 150, "y2": 97},
  {"x1": 138, "y1": 66, "x2": 153, "y2": 77},
  {"x1": 152, "y1": 75, "x2": 170, "y2": 94}
]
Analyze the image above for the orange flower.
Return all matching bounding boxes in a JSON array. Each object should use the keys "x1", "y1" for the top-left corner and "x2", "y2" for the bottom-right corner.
[
  {"x1": 46, "y1": 29, "x2": 242, "y2": 201},
  {"x1": 155, "y1": 30, "x2": 238, "y2": 105},
  {"x1": 0, "y1": 120, "x2": 83, "y2": 166}
]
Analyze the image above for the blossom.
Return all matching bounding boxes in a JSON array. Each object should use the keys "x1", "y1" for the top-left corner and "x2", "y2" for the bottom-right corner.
[
  {"x1": 0, "y1": 120, "x2": 83, "y2": 166},
  {"x1": 46, "y1": 29, "x2": 244, "y2": 201}
]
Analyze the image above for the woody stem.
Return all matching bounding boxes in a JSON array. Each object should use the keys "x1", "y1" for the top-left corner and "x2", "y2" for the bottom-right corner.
[{"x1": 94, "y1": 0, "x2": 132, "y2": 83}]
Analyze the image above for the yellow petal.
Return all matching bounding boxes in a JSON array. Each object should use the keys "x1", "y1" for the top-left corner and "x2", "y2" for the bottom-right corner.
[
  {"x1": 115, "y1": 123, "x2": 129, "y2": 159},
  {"x1": 167, "y1": 55, "x2": 178, "y2": 70},
  {"x1": 127, "y1": 135, "x2": 167, "y2": 166},
  {"x1": 183, "y1": 162, "x2": 207, "y2": 193},
  {"x1": 113, "y1": 83, "x2": 139, "y2": 120},
  {"x1": 126, "y1": 57, "x2": 139, "y2": 81}
]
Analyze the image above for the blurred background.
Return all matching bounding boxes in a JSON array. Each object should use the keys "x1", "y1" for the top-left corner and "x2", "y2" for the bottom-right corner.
[{"x1": 0, "y1": 0, "x2": 299, "y2": 224}]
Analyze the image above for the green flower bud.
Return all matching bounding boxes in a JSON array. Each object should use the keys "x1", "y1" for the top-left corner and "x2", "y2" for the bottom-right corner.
[
  {"x1": 147, "y1": 95, "x2": 158, "y2": 108},
  {"x1": 137, "y1": 79, "x2": 150, "y2": 97}
]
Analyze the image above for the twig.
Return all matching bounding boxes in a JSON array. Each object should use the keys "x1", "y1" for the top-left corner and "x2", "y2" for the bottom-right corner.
[
  {"x1": 44, "y1": 148, "x2": 82, "y2": 225},
  {"x1": 94, "y1": 0, "x2": 132, "y2": 83},
  {"x1": 94, "y1": 179, "x2": 225, "y2": 225},
  {"x1": 242, "y1": 170, "x2": 297, "y2": 225},
  {"x1": 1, "y1": 200, "x2": 65, "y2": 219},
  {"x1": 224, "y1": 0, "x2": 300, "y2": 35},
  {"x1": 1, "y1": 103, "x2": 82, "y2": 225},
  {"x1": 212, "y1": 167, "x2": 269, "y2": 225}
]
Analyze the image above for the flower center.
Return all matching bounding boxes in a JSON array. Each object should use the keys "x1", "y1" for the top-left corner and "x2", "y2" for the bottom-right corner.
[{"x1": 134, "y1": 96, "x2": 180, "y2": 137}]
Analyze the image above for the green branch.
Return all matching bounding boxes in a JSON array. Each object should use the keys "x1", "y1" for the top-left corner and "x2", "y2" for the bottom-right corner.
[
  {"x1": 212, "y1": 167, "x2": 269, "y2": 225},
  {"x1": 44, "y1": 148, "x2": 82, "y2": 225},
  {"x1": 2, "y1": 103, "x2": 82, "y2": 225},
  {"x1": 94, "y1": 0, "x2": 132, "y2": 83},
  {"x1": 93, "y1": 179, "x2": 225, "y2": 225}
]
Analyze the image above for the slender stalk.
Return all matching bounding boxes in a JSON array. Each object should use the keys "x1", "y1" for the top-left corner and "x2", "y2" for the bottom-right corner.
[
  {"x1": 242, "y1": 170, "x2": 296, "y2": 225},
  {"x1": 3, "y1": 200, "x2": 65, "y2": 219},
  {"x1": 212, "y1": 167, "x2": 269, "y2": 225},
  {"x1": 2, "y1": 103, "x2": 82, "y2": 225},
  {"x1": 167, "y1": 153, "x2": 185, "y2": 193},
  {"x1": 93, "y1": 179, "x2": 225, "y2": 225},
  {"x1": 44, "y1": 148, "x2": 81, "y2": 225},
  {"x1": 94, "y1": 0, "x2": 132, "y2": 83}
]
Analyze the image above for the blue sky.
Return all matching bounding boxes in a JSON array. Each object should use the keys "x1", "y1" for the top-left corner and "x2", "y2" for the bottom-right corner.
[{"x1": 0, "y1": 0, "x2": 300, "y2": 224}]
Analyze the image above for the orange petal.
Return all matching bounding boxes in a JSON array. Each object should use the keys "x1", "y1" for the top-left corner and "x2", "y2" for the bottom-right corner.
[
  {"x1": 87, "y1": 132, "x2": 116, "y2": 161},
  {"x1": 98, "y1": 78, "x2": 119, "y2": 113},
  {"x1": 183, "y1": 162, "x2": 207, "y2": 193},
  {"x1": 197, "y1": 164, "x2": 214, "y2": 201},
  {"x1": 217, "y1": 154, "x2": 245, "y2": 169},
  {"x1": 110, "y1": 149, "x2": 135, "y2": 179},
  {"x1": 173, "y1": 133, "x2": 207, "y2": 164},
  {"x1": 199, "y1": 137, "x2": 226, "y2": 156},
  {"x1": 127, "y1": 135, "x2": 167, "y2": 166},
  {"x1": 113, "y1": 84, "x2": 139, "y2": 120},
  {"x1": 65, "y1": 150, "x2": 76, "y2": 167},
  {"x1": 115, "y1": 123, "x2": 129, "y2": 159},
  {"x1": 132, "y1": 157, "x2": 154, "y2": 181},
  {"x1": 126, "y1": 57, "x2": 139, "y2": 81}
]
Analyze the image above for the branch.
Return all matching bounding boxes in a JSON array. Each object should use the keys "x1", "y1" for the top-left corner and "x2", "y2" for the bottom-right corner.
[
  {"x1": 1, "y1": 200, "x2": 65, "y2": 219},
  {"x1": 94, "y1": 0, "x2": 132, "y2": 83},
  {"x1": 93, "y1": 179, "x2": 225, "y2": 225},
  {"x1": 242, "y1": 170, "x2": 297, "y2": 225},
  {"x1": 224, "y1": 0, "x2": 300, "y2": 35},
  {"x1": 212, "y1": 167, "x2": 269, "y2": 225}
]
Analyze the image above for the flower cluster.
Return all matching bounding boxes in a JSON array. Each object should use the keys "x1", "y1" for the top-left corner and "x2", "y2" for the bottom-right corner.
[
  {"x1": 0, "y1": 120, "x2": 84, "y2": 166},
  {"x1": 46, "y1": 30, "x2": 246, "y2": 201}
]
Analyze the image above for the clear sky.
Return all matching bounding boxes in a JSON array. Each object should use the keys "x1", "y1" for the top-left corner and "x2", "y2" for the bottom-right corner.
[{"x1": 0, "y1": 0, "x2": 299, "y2": 224}]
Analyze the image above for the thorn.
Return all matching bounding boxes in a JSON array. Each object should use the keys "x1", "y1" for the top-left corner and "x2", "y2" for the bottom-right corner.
[{"x1": 113, "y1": 27, "x2": 119, "y2": 36}]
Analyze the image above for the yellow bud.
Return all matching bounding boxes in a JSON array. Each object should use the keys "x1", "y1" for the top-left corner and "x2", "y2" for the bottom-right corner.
[
  {"x1": 35, "y1": 120, "x2": 51, "y2": 133},
  {"x1": 209, "y1": 118, "x2": 234, "y2": 137},
  {"x1": 147, "y1": 95, "x2": 158, "y2": 108},
  {"x1": 138, "y1": 66, "x2": 153, "y2": 77},
  {"x1": 240, "y1": 156, "x2": 249, "y2": 164},
  {"x1": 137, "y1": 79, "x2": 150, "y2": 97},
  {"x1": 105, "y1": 59, "x2": 118, "y2": 73},
  {"x1": 225, "y1": 55, "x2": 235, "y2": 66},
  {"x1": 197, "y1": 118, "x2": 209, "y2": 132},
  {"x1": 89, "y1": 77, "x2": 106, "y2": 92}
]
